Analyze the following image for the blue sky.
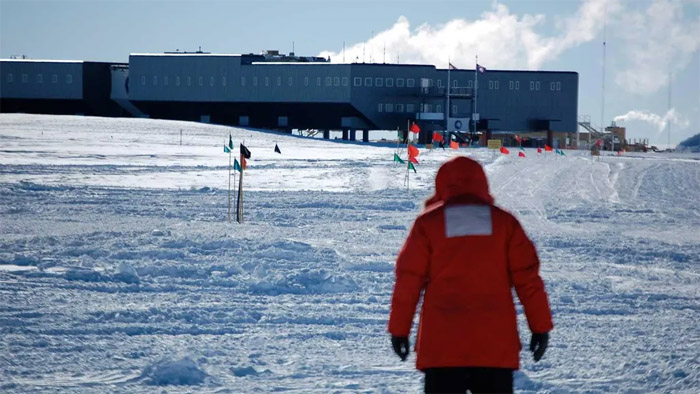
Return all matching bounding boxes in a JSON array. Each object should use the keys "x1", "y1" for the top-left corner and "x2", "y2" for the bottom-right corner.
[{"x1": 1, "y1": 0, "x2": 698, "y2": 146}]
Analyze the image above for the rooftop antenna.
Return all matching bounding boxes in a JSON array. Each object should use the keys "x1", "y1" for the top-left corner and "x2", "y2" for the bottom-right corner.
[{"x1": 292, "y1": 41, "x2": 295, "y2": 56}]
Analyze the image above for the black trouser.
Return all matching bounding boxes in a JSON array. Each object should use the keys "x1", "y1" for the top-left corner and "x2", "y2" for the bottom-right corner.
[{"x1": 424, "y1": 367, "x2": 513, "y2": 393}]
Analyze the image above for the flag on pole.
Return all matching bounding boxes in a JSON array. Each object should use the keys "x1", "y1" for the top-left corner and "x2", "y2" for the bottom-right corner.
[
  {"x1": 449, "y1": 62, "x2": 458, "y2": 70},
  {"x1": 477, "y1": 64, "x2": 487, "y2": 73},
  {"x1": 393, "y1": 153, "x2": 404, "y2": 163},
  {"x1": 409, "y1": 155, "x2": 419, "y2": 164},
  {"x1": 518, "y1": 151, "x2": 526, "y2": 157},
  {"x1": 432, "y1": 131, "x2": 444, "y2": 142},
  {"x1": 559, "y1": 149, "x2": 566, "y2": 156},
  {"x1": 407, "y1": 144, "x2": 420, "y2": 158},
  {"x1": 515, "y1": 135, "x2": 521, "y2": 143},
  {"x1": 408, "y1": 162, "x2": 417, "y2": 173},
  {"x1": 241, "y1": 157, "x2": 247, "y2": 170},
  {"x1": 544, "y1": 144, "x2": 553, "y2": 152},
  {"x1": 520, "y1": 146, "x2": 525, "y2": 151},
  {"x1": 240, "y1": 143, "x2": 251, "y2": 158},
  {"x1": 224, "y1": 145, "x2": 231, "y2": 153},
  {"x1": 233, "y1": 158, "x2": 242, "y2": 172},
  {"x1": 229, "y1": 135, "x2": 234, "y2": 150},
  {"x1": 274, "y1": 144, "x2": 281, "y2": 154},
  {"x1": 537, "y1": 147, "x2": 543, "y2": 154},
  {"x1": 409, "y1": 123, "x2": 421, "y2": 134},
  {"x1": 450, "y1": 140, "x2": 459, "y2": 150},
  {"x1": 500, "y1": 146, "x2": 510, "y2": 154},
  {"x1": 555, "y1": 148, "x2": 561, "y2": 155}
]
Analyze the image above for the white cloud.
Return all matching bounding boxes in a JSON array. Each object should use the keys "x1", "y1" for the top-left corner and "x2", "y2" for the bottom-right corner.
[
  {"x1": 319, "y1": 0, "x2": 620, "y2": 69},
  {"x1": 613, "y1": 108, "x2": 690, "y2": 132},
  {"x1": 614, "y1": 0, "x2": 700, "y2": 95}
]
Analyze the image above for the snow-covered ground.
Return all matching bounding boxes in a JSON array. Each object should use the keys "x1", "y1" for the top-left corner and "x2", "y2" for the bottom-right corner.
[{"x1": 1, "y1": 114, "x2": 698, "y2": 393}]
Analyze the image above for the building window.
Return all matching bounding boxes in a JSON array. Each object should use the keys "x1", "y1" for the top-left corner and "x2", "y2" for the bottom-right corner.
[
  {"x1": 509, "y1": 81, "x2": 514, "y2": 90},
  {"x1": 325, "y1": 76, "x2": 331, "y2": 86},
  {"x1": 342, "y1": 77, "x2": 348, "y2": 86},
  {"x1": 452, "y1": 79, "x2": 458, "y2": 87},
  {"x1": 489, "y1": 80, "x2": 493, "y2": 89},
  {"x1": 66, "y1": 74, "x2": 72, "y2": 84},
  {"x1": 36, "y1": 74, "x2": 43, "y2": 83},
  {"x1": 289, "y1": 76, "x2": 293, "y2": 86},
  {"x1": 164, "y1": 76, "x2": 169, "y2": 86},
  {"x1": 551, "y1": 82, "x2": 555, "y2": 91},
  {"x1": 515, "y1": 81, "x2": 520, "y2": 90},
  {"x1": 221, "y1": 76, "x2": 226, "y2": 86},
  {"x1": 265, "y1": 77, "x2": 270, "y2": 86},
  {"x1": 437, "y1": 79, "x2": 443, "y2": 88},
  {"x1": 407, "y1": 103, "x2": 415, "y2": 113},
  {"x1": 52, "y1": 74, "x2": 58, "y2": 83},
  {"x1": 253, "y1": 77, "x2": 258, "y2": 86},
  {"x1": 354, "y1": 77, "x2": 362, "y2": 86},
  {"x1": 333, "y1": 76, "x2": 340, "y2": 86},
  {"x1": 241, "y1": 76, "x2": 246, "y2": 86},
  {"x1": 407, "y1": 78, "x2": 415, "y2": 88},
  {"x1": 436, "y1": 104, "x2": 442, "y2": 113},
  {"x1": 397, "y1": 78, "x2": 405, "y2": 87},
  {"x1": 378, "y1": 103, "x2": 383, "y2": 112},
  {"x1": 495, "y1": 81, "x2": 499, "y2": 89},
  {"x1": 364, "y1": 77, "x2": 372, "y2": 87},
  {"x1": 277, "y1": 76, "x2": 282, "y2": 86},
  {"x1": 467, "y1": 80, "x2": 473, "y2": 88},
  {"x1": 386, "y1": 78, "x2": 394, "y2": 87},
  {"x1": 530, "y1": 81, "x2": 535, "y2": 90},
  {"x1": 317, "y1": 77, "x2": 321, "y2": 86},
  {"x1": 199, "y1": 76, "x2": 203, "y2": 86},
  {"x1": 304, "y1": 76, "x2": 309, "y2": 86},
  {"x1": 536, "y1": 81, "x2": 540, "y2": 90},
  {"x1": 556, "y1": 82, "x2": 561, "y2": 91},
  {"x1": 386, "y1": 103, "x2": 393, "y2": 112},
  {"x1": 187, "y1": 76, "x2": 192, "y2": 86},
  {"x1": 397, "y1": 103, "x2": 404, "y2": 112},
  {"x1": 210, "y1": 77, "x2": 215, "y2": 86},
  {"x1": 6, "y1": 73, "x2": 13, "y2": 83},
  {"x1": 424, "y1": 104, "x2": 432, "y2": 112},
  {"x1": 21, "y1": 74, "x2": 28, "y2": 83},
  {"x1": 375, "y1": 77, "x2": 383, "y2": 87},
  {"x1": 175, "y1": 76, "x2": 180, "y2": 86}
]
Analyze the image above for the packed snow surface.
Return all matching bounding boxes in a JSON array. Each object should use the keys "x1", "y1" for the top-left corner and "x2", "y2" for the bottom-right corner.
[{"x1": 1, "y1": 114, "x2": 698, "y2": 393}]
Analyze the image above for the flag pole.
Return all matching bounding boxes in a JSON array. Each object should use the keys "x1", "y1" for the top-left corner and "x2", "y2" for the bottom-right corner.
[
  {"x1": 227, "y1": 141, "x2": 231, "y2": 222},
  {"x1": 474, "y1": 55, "x2": 478, "y2": 137},
  {"x1": 447, "y1": 58, "x2": 451, "y2": 131},
  {"x1": 236, "y1": 153, "x2": 244, "y2": 223}
]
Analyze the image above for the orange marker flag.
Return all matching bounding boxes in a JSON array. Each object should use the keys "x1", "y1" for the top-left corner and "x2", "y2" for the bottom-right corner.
[
  {"x1": 500, "y1": 146, "x2": 510, "y2": 154},
  {"x1": 518, "y1": 151, "x2": 526, "y2": 157},
  {"x1": 544, "y1": 144, "x2": 553, "y2": 152},
  {"x1": 410, "y1": 123, "x2": 421, "y2": 134},
  {"x1": 408, "y1": 144, "x2": 420, "y2": 158},
  {"x1": 450, "y1": 140, "x2": 459, "y2": 150},
  {"x1": 537, "y1": 147, "x2": 543, "y2": 154}
]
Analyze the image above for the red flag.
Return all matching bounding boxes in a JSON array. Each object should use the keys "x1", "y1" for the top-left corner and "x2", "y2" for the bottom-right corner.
[
  {"x1": 515, "y1": 135, "x2": 521, "y2": 143},
  {"x1": 544, "y1": 144, "x2": 553, "y2": 152},
  {"x1": 537, "y1": 147, "x2": 543, "y2": 154},
  {"x1": 410, "y1": 123, "x2": 421, "y2": 134},
  {"x1": 241, "y1": 156, "x2": 247, "y2": 170},
  {"x1": 596, "y1": 139, "x2": 602, "y2": 147},
  {"x1": 407, "y1": 144, "x2": 420, "y2": 158},
  {"x1": 449, "y1": 140, "x2": 459, "y2": 150},
  {"x1": 409, "y1": 156, "x2": 419, "y2": 164},
  {"x1": 617, "y1": 151, "x2": 622, "y2": 156},
  {"x1": 432, "y1": 131, "x2": 444, "y2": 142},
  {"x1": 500, "y1": 146, "x2": 510, "y2": 154},
  {"x1": 518, "y1": 151, "x2": 526, "y2": 157}
]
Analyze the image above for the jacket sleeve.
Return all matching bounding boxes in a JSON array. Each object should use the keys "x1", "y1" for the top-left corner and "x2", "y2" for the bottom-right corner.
[
  {"x1": 507, "y1": 219, "x2": 553, "y2": 334},
  {"x1": 388, "y1": 217, "x2": 431, "y2": 337}
]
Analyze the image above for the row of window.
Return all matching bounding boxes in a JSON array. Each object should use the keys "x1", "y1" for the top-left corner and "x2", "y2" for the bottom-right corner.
[
  {"x1": 353, "y1": 77, "x2": 416, "y2": 88},
  {"x1": 377, "y1": 103, "x2": 445, "y2": 113},
  {"x1": 6, "y1": 73, "x2": 73, "y2": 84}
]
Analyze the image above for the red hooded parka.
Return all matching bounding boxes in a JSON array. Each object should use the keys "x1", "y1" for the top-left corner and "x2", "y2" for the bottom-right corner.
[{"x1": 388, "y1": 156, "x2": 553, "y2": 370}]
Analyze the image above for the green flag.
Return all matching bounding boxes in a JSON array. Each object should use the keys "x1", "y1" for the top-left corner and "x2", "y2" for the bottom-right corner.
[
  {"x1": 408, "y1": 162, "x2": 417, "y2": 173},
  {"x1": 229, "y1": 135, "x2": 234, "y2": 150},
  {"x1": 520, "y1": 146, "x2": 525, "y2": 151},
  {"x1": 233, "y1": 158, "x2": 242, "y2": 172},
  {"x1": 224, "y1": 145, "x2": 231, "y2": 153},
  {"x1": 393, "y1": 153, "x2": 404, "y2": 163},
  {"x1": 559, "y1": 149, "x2": 566, "y2": 156}
]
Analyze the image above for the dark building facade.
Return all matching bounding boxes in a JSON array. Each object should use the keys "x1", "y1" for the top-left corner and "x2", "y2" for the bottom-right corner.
[{"x1": 2, "y1": 53, "x2": 578, "y2": 144}]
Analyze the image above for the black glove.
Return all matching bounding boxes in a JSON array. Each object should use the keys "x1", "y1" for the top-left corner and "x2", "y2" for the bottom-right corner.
[
  {"x1": 530, "y1": 332, "x2": 549, "y2": 362},
  {"x1": 391, "y1": 335, "x2": 410, "y2": 361}
]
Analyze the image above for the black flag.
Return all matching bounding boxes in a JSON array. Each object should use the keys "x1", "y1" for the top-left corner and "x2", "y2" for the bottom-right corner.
[
  {"x1": 274, "y1": 144, "x2": 281, "y2": 154},
  {"x1": 240, "y1": 143, "x2": 251, "y2": 159}
]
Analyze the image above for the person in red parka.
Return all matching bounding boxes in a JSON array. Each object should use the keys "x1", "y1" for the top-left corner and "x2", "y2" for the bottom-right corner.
[{"x1": 388, "y1": 156, "x2": 553, "y2": 394}]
